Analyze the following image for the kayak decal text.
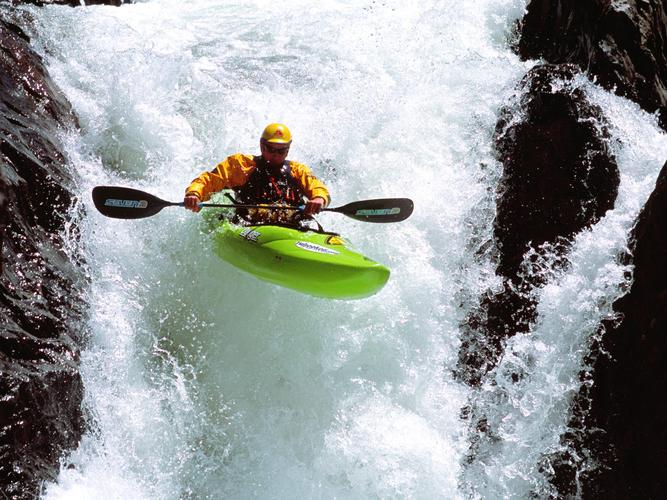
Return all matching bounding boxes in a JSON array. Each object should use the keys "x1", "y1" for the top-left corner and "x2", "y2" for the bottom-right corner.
[
  {"x1": 295, "y1": 241, "x2": 339, "y2": 255},
  {"x1": 104, "y1": 198, "x2": 148, "y2": 209},
  {"x1": 240, "y1": 228, "x2": 261, "y2": 242},
  {"x1": 355, "y1": 208, "x2": 400, "y2": 216}
]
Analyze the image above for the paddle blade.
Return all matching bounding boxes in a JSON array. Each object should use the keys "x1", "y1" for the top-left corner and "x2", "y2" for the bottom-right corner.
[
  {"x1": 330, "y1": 198, "x2": 414, "y2": 223},
  {"x1": 92, "y1": 186, "x2": 174, "y2": 219}
]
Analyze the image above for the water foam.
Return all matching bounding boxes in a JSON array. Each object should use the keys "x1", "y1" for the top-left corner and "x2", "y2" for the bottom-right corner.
[{"x1": 24, "y1": 1, "x2": 664, "y2": 498}]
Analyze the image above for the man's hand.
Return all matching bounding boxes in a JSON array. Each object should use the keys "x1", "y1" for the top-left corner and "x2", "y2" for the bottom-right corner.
[
  {"x1": 303, "y1": 197, "x2": 326, "y2": 216},
  {"x1": 184, "y1": 194, "x2": 202, "y2": 213}
]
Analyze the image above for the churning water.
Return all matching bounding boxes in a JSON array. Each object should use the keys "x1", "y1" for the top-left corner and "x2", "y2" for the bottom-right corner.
[{"x1": 21, "y1": 0, "x2": 667, "y2": 498}]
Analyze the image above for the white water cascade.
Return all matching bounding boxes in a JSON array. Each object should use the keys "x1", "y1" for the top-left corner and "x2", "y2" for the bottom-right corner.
[{"x1": 22, "y1": 0, "x2": 667, "y2": 498}]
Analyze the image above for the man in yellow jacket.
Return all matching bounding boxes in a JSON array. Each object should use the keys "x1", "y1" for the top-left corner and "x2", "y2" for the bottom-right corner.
[{"x1": 184, "y1": 123, "x2": 330, "y2": 223}]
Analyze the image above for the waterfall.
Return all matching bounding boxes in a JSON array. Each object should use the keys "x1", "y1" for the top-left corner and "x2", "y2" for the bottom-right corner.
[{"x1": 19, "y1": 0, "x2": 666, "y2": 498}]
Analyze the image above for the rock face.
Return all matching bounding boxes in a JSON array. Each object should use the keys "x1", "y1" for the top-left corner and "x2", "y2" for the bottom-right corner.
[
  {"x1": 518, "y1": 0, "x2": 667, "y2": 130},
  {"x1": 0, "y1": 17, "x2": 86, "y2": 499},
  {"x1": 457, "y1": 64, "x2": 619, "y2": 386},
  {"x1": 1, "y1": 4, "x2": 129, "y2": 497},
  {"x1": 588, "y1": 160, "x2": 667, "y2": 497},
  {"x1": 513, "y1": 0, "x2": 667, "y2": 497},
  {"x1": 493, "y1": 64, "x2": 619, "y2": 280},
  {"x1": 544, "y1": 160, "x2": 667, "y2": 498}
]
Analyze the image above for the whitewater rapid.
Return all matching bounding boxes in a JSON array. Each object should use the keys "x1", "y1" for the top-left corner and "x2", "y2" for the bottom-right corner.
[{"x1": 22, "y1": 0, "x2": 667, "y2": 498}]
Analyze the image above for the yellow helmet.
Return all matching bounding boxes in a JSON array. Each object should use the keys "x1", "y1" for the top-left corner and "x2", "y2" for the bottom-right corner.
[{"x1": 261, "y1": 123, "x2": 292, "y2": 144}]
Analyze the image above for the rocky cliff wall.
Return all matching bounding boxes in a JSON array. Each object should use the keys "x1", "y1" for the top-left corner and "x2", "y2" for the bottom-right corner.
[
  {"x1": 467, "y1": 0, "x2": 667, "y2": 497},
  {"x1": 546, "y1": 160, "x2": 667, "y2": 498},
  {"x1": 518, "y1": 0, "x2": 667, "y2": 130},
  {"x1": 457, "y1": 64, "x2": 619, "y2": 387},
  {"x1": 0, "y1": 14, "x2": 86, "y2": 498},
  {"x1": 0, "y1": 2, "x2": 126, "y2": 498}
]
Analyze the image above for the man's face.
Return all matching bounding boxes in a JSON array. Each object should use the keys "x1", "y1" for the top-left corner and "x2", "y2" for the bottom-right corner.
[{"x1": 260, "y1": 140, "x2": 290, "y2": 167}]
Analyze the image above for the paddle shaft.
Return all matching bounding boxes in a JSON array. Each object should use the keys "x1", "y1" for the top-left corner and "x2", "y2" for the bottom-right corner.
[
  {"x1": 184, "y1": 201, "x2": 412, "y2": 221},
  {"x1": 92, "y1": 186, "x2": 414, "y2": 222},
  {"x1": 179, "y1": 201, "x2": 301, "y2": 210},
  {"x1": 182, "y1": 202, "x2": 362, "y2": 213}
]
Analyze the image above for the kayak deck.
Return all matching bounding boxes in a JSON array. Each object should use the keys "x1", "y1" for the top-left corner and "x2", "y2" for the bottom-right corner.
[{"x1": 213, "y1": 221, "x2": 389, "y2": 299}]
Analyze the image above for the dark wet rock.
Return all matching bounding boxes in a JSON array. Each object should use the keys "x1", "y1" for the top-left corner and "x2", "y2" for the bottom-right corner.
[
  {"x1": 542, "y1": 160, "x2": 667, "y2": 498},
  {"x1": 518, "y1": 0, "x2": 667, "y2": 130},
  {"x1": 515, "y1": 1, "x2": 667, "y2": 495},
  {"x1": 0, "y1": 16, "x2": 86, "y2": 499},
  {"x1": 457, "y1": 63, "x2": 619, "y2": 387},
  {"x1": 493, "y1": 64, "x2": 619, "y2": 278}
]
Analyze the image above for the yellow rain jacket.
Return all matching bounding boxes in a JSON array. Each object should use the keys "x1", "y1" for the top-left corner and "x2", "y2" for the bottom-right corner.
[{"x1": 185, "y1": 153, "x2": 330, "y2": 205}]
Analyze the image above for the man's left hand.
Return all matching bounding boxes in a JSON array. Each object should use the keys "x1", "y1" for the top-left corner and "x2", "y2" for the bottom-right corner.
[{"x1": 303, "y1": 197, "x2": 326, "y2": 216}]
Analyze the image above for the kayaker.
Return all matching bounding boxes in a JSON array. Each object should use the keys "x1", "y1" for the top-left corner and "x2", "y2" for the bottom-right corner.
[{"x1": 183, "y1": 123, "x2": 330, "y2": 224}]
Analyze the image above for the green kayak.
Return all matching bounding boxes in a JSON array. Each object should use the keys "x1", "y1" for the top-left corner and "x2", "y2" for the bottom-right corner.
[{"x1": 213, "y1": 220, "x2": 390, "y2": 299}]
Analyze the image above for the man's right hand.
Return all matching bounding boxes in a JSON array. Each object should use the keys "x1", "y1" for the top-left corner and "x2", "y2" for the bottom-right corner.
[{"x1": 184, "y1": 195, "x2": 201, "y2": 212}]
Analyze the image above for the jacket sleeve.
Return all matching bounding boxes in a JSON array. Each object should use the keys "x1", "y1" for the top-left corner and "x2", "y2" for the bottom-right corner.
[
  {"x1": 289, "y1": 161, "x2": 331, "y2": 206},
  {"x1": 185, "y1": 154, "x2": 253, "y2": 201}
]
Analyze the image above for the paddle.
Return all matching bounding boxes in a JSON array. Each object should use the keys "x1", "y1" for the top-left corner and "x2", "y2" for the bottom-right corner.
[{"x1": 92, "y1": 186, "x2": 414, "y2": 223}]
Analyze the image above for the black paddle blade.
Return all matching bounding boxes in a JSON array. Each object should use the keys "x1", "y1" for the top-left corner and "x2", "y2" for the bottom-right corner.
[
  {"x1": 92, "y1": 186, "x2": 173, "y2": 219},
  {"x1": 331, "y1": 198, "x2": 414, "y2": 223}
]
